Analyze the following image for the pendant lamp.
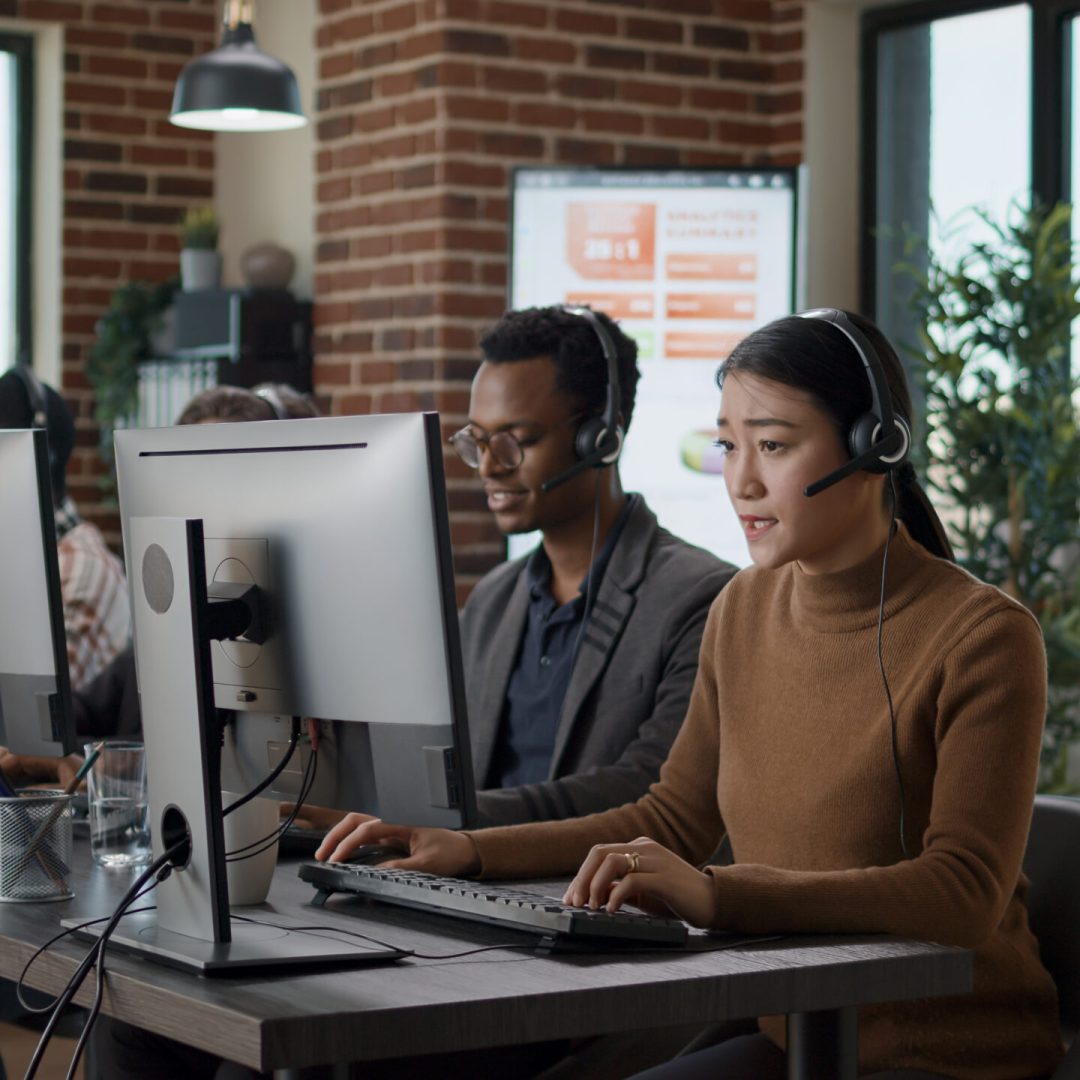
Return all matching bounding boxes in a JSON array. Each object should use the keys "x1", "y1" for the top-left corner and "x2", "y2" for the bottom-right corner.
[{"x1": 170, "y1": 0, "x2": 307, "y2": 133}]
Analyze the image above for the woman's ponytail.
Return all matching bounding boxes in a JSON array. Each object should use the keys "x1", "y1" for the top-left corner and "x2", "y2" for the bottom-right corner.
[{"x1": 895, "y1": 464, "x2": 955, "y2": 562}]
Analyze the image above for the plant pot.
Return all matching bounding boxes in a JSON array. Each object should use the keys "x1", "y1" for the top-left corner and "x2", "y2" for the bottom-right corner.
[{"x1": 180, "y1": 249, "x2": 222, "y2": 291}]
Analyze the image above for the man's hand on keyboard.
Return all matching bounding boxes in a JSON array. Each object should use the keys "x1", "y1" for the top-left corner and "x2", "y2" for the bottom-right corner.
[
  {"x1": 562, "y1": 837, "x2": 715, "y2": 928},
  {"x1": 315, "y1": 814, "x2": 481, "y2": 878}
]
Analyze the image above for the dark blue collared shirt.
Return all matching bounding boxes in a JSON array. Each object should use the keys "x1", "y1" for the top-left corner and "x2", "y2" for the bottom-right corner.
[{"x1": 487, "y1": 495, "x2": 638, "y2": 789}]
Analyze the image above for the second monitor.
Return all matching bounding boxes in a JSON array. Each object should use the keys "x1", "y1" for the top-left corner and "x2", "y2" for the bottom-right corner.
[{"x1": 115, "y1": 411, "x2": 475, "y2": 830}]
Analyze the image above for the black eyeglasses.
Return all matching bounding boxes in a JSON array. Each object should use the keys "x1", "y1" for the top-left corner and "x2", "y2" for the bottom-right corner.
[{"x1": 448, "y1": 413, "x2": 588, "y2": 471}]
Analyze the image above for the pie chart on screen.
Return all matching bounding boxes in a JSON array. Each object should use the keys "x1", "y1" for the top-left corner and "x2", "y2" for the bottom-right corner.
[{"x1": 679, "y1": 430, "x2": 725, "y2": 475}]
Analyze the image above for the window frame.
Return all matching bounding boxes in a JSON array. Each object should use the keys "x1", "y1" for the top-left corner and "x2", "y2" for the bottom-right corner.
[
  {"x1": 860, "y1": 0, "x2": 1079, "y2": 316},
  {"x1": 0, "y1": 31, "x2": 34, "y2": 369}
]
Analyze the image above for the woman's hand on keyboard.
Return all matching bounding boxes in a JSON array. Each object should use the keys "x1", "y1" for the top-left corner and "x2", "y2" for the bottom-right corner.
[
  {"x1": 562, "y1": 837, "x2": 715, "y2": 928},
  {"x1": 315, "y1": 814, "x2": 482, "y2": 877}
]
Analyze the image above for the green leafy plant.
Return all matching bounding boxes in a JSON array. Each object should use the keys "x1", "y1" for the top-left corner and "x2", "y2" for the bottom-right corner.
[
  {"x1": 86, "y1": 278, "x2": 178, "y2": 480},
  {"x1": 180, "y1": 205, "x2": 219, "y2": 250},
  {"x1": 896, "y1": 201, "x2": 1080, "y2": 785}
]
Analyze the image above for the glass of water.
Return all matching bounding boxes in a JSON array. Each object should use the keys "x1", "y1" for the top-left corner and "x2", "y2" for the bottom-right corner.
[{"x1": 85, "y1": 741, "x2": 151, "y2": 868}]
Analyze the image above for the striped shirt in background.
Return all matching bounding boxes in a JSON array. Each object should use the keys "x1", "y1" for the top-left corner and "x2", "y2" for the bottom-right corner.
[{"x1": 54, "y1": 498, "x2": 131, "y2": 690}]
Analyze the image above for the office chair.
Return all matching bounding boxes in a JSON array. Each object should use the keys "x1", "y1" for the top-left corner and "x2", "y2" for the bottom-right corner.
[{"x1": 1023, "y1": 794, "x2": 1080, "y2": 1079}]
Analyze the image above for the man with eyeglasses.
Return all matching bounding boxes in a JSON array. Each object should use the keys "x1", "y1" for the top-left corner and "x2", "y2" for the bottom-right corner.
[{"x1": 454, "y1": 306, "x2": 736, "y2": 826}]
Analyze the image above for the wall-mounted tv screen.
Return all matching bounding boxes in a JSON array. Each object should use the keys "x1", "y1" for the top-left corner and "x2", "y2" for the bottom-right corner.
[{"x1": 509, "y1": 166, "x2": 800, "y2": 567}]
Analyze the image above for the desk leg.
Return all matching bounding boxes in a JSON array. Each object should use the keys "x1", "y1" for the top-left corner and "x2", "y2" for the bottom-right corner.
[{"x1": 786, "y1": 1006, "x2": 857, "y2": 1080}]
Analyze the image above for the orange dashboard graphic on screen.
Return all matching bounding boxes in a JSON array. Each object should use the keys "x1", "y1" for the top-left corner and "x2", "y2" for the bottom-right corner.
[
  {"x1": 565, "y1": 293, "x2": 655, "y2": 320},
  {"x1": 664, "y1": 331, "x2": 747, "y2": 361},
  {"x1": 665, "y1": 293, "x2": 756, "y2": 320},
  {"x1": 665, "y1": 254, "x2": 758, "y2": 281},
  {"x1": 566, "y1": 202, "x2": 656, "y2": 281}
]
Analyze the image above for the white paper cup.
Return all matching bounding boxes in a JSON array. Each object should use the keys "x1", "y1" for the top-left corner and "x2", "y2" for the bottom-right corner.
[{"x1": 222, "y1": 793, "x2": 280, "y2": 906}]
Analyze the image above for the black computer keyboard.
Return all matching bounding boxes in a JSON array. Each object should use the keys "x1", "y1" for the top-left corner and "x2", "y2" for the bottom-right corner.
[{"x1": 299, "y1": 862, "x2": 689, "y2": 948}]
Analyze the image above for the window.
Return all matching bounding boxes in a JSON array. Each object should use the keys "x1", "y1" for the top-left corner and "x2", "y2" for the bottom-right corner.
[
  {"x1": 0, "y1": 33, "x2": 33, "y2": 373},
  {"x1": 863, "y1": 1, "x2": 1076, "y2": 350}
]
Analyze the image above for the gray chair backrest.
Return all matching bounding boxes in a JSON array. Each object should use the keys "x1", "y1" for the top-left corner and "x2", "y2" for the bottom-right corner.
[{"x1": 1022, "y1": 795, "x2": 1080, "y2": 1036}]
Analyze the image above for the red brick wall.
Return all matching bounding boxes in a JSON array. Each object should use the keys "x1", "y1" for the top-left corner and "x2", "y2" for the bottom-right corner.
[
  {"x1": 312, "y1": 0, "x2": 805, "y2": 600},
  {"x1": 6, "y1": 0, "x2": 218, "y2": 530}
]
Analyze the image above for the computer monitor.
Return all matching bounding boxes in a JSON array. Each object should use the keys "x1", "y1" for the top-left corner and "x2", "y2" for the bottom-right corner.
[
  {"x1": 118, "y1": 412, "x2": 474, "y2": 829},
  {"x1": 0, "y1": 429, "x2": 75, "y2": 757},
  {"x1": 67, "y1": 411, "x2": 475, "y2": 973}
]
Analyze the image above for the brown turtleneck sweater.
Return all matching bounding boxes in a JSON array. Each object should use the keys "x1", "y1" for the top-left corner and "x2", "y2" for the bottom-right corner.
[{"x1": 468, "y1": 525, "x2": 1064, "y2": 1079}]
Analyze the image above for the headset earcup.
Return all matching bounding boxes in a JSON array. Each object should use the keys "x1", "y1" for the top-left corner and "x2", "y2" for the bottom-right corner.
[
  {"x1": 848, "y1": 413, "x2": 880, "y2": 462},
  {"x1": 574, "y1": 419, "x2": 623, "y2": 466},
  {"x1": 574, "y1": 417, "x2": 607, "y2": 462},
  {"x1": 848, "y1": 413, "x2": 910, "y2": 475},
  {"x1": 599, "y1": 426, "x2": 623, "y2": 465}
]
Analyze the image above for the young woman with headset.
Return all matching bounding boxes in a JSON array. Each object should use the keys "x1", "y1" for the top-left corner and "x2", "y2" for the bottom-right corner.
[{"x1": 319, "y1": 310, "x2": 1063, "y2": 1079}]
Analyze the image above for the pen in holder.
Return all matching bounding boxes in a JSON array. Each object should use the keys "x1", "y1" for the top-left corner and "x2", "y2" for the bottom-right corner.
[{"x1": 0, "y1": 790, "x2": 74, "y2": 902}]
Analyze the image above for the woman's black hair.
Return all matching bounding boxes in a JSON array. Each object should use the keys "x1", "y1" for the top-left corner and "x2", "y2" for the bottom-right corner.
[{"x1": 717, "y1": 311, "x2": 955, "y2": 562}]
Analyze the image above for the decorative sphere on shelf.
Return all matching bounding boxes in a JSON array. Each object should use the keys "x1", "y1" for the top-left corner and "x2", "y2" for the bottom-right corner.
[{"x1": 240, "y1": 242, "x2": 295, "y2": 290}]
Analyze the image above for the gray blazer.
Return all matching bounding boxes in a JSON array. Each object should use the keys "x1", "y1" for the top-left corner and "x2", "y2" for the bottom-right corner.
[{"x1": 461, "y1": 497, "x2": 737, "y2": 826}]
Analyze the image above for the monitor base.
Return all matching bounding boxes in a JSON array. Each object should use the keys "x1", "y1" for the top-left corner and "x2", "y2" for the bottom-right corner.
[{"x1": 61, "y1": 911, "x2": 407, "y2": 975}]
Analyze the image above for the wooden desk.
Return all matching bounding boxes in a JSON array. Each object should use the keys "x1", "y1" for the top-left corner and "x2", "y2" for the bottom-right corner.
[{"x1": 0, "y1": 843, "x2": 972, "y2": 1080}]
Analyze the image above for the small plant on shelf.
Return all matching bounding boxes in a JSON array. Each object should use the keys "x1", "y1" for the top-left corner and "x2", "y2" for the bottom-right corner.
[
  {"x1": 179, "y1": 206, "x2": 222, "y2": 290},
  {"x1": 180, "y1": 205, "x2": 220, "y2": 251}
]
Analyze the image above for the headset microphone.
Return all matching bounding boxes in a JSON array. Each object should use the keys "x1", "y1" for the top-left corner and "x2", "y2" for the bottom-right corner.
[
  {"x1": 797, "y1": 308, "x2": 910, "y2": 498},
  {"x1": 803, "y1": 433, "x2": 906, "y2": 497},
  {"x1": 541, "y1": 306, "x2": 624, "y2": 494}
]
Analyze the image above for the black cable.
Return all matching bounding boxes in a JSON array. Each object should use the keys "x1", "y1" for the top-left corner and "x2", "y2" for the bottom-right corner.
[
  {"x1": 231, "y1": 913, "x2": 534, "y2": 960},
  {"x1": 15, "y1": 898, "x2": 157, "y2": 1014},
  {"x1": 226, "y1": 746, "x2": 316, "y2": 861},
  {"x1": 62, "y1": 863, "x2": 176, "y2": 1080},
  {"x1": 222, "y1": 716, "x2": 301, "y2": 817},
  {"x1": 24, "y1": 843, "x2": 183, "y2": 1080},
  {"x1": 569, "y1": 470, "x2": 604, "y2": 666},
  {"x1": 226, "y1": 746, "x2": 318, "y2": 862},
  {"x1": 880, "y1": 472, "x2": 909, "y2": 861},
  {"x1": 66, "y1": 939, "x2": 107, "y2": 1080},
  {"x1": 66, "y1": 957, "x2": 104, "y2": 1080},
  {"x1": 65, "y1": 877, "x2": 167, "y2": 1080},
  {"x1": 231, "y1": 914, "x2": 786, "y2": 961}
]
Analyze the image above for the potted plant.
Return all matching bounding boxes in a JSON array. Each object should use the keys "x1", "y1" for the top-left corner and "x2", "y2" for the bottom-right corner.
[
  {"x1": 180, "y1": 205, "x2": 221, "y2": 290},
  {"x1": 896, "y1": 201, "x2": 1080, "y2": 787}
]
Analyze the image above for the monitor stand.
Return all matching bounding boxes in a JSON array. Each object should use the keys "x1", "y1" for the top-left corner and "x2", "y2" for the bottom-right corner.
[{"x1": 64, "y1": 516, "x2": 403, "y2": 974}]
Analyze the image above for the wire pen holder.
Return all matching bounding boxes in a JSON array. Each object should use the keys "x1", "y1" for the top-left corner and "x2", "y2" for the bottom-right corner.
[{"x1": 0, "y1": 791, "x2": 74, "y2": 902}]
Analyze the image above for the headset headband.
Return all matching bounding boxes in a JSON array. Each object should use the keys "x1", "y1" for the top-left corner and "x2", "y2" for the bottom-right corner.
[
  {"x1": 562, "y1": 304, "x2": 620, "y2": 437},
  {"x1": 797, "y1": 308, "x2": 897, "y2": 436},
  {"x1": 255, "y1": 385, "x2": 288, "y2": 421},
  {"x1": 11, "y1": 363, "x2": 48, "y2": 429},
  {"x1": 540, "y1": 305, "x2": 623, "y2": 493}
]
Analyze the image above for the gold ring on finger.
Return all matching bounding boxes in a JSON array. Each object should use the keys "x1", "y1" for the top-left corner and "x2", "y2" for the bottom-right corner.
[{"x1": 624, "y1": 851, "x2": 640, "y2": 874}]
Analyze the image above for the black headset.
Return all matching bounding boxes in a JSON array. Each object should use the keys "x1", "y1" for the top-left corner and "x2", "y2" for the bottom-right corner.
[
  {"x1": 9, "y1": 362, "x2": 62, "y2": 486},
  {"x1": 11, "y1": 362, "x2": 49, "y2": 429},
  {"x1": 798, "y1": 308, "x2": 911, "y2": 498},
  {"x1": 254, "y1": 385, "x2": 288, "y2": 420},
  {"x1": 541, "y1": 306, "x2": 624, "y2": 493}
]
